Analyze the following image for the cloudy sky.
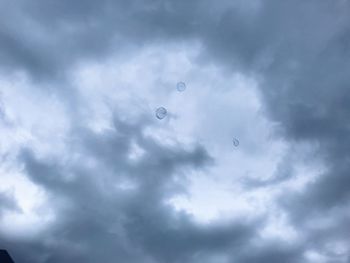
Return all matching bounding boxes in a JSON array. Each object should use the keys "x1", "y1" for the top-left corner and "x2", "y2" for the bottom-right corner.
[{"x1": 0, "y1": 0, "x2": 350, "y2": 262}]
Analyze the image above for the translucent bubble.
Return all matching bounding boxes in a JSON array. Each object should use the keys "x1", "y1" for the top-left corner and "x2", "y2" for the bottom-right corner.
[
  {"x1": 232, "y1": 138, "x2": 240, "y2": 147},
  {"x1": 176, "y1": 82, "x2": 186, "y2": 92},
  {"x1": 155, "y1": 107, "x2": 167, "y2": 120}
]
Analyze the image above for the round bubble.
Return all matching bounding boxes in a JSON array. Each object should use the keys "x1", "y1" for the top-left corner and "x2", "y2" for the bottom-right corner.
[
  {"x1": 176, "y1": 82, "x2": 186, "y2": 92},
  {"x1": 155, "y1": 107, "x2": 167, "y2": 120},
  {"x1": 232, "y1": 138, "x2": 240, "y2": 147}
]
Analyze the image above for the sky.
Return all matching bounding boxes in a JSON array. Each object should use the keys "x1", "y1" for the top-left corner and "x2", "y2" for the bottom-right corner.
[{"x1": 0, "y1": 0, "x2": 349, "y2": 262}]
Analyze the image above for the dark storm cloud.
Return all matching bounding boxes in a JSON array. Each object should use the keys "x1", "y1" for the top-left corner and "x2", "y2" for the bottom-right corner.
[
  {"x1": 1, "y1": 0, "x2": 350, "y2": 262},
  {"x1": 0, "y1": 0, "x2": 203, "y2": 81},
  {"x1": 217, "y1": 0, "x2": 350, "y2": 213},
  {"x1": 0, "y1": 115, "x2": 258, "y2": 263},
  {"x1": 236, "y1": 242, "x2": 304, "y2": 263},
  {"x1": 200, "y1": 1, "x2": 350, "y2": 260}
]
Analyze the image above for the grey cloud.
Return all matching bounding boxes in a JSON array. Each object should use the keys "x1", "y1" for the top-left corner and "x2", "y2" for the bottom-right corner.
[
  {"x1": 0, "y1": 0, "x2": 202, "y2": 81},
  {"x1": 197, "y1": 1, "x2": 350, "y2": 260},
  {"x1": 1, "y1": 0, "x2": 350, "y2": 262},
  {"x1": 0, "y1": 191, "x2": 20, "y2": 217},
  {"x1": 1, "y1": 115, "x2": 260, "y2": 263},
  {"x1": 237, "y1": 242, "x2": 303, "y2": 263},
  {"x1": 187, "y1": 0, "x2": 350, "y2": 258},
  {"x1": 241, "y1": 150, "x2": 295, "y2": 189}
]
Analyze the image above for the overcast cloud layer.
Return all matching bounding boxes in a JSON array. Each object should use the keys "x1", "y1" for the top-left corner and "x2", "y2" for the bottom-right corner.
[{"x1": 0, "y1": 0, "x2": 350, "y2": 262}]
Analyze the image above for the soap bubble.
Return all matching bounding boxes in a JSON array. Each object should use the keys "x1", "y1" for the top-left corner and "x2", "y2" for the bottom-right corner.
[
  {"x1": 155, "y1": 107, "x2": 167, "y2": 120},
  {"x1": 176, "y1": 82, "x2": 186, "y2": 92},
  {"x1": 232, "y1": 138, "x2": 240, "y2": 147}
]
